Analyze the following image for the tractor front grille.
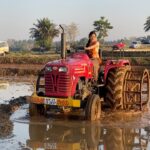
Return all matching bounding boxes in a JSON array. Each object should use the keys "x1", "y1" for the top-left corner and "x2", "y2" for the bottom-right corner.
[{"x1": 45, "y1": 73, "x2": 71, "y2": 97}]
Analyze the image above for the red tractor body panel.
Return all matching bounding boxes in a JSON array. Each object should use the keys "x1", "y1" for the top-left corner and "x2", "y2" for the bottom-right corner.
[
  {"x1": 44, "y1": 52, "x2": 93, "y2": 98},
  {"x1": 104, "y1": 59, "x2": 130, "y2": 81}
]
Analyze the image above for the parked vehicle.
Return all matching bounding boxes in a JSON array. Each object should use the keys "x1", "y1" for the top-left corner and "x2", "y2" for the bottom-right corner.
[
  {"x1": 130, "y1": 41, "x2": 141, "y2": 48},
  {"x1": 0, "y1": 41, "x2": 9, "y2": 56},
  {"x1": 112, "y1": 42, "x2": 125, "y2": 50},
  {"x1": 141, "y1": 39, "x2": 150, "y2": 44}
]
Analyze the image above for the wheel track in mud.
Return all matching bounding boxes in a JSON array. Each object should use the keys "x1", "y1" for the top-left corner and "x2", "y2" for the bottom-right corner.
[{"x1": 0, "y1": 96, "x2": 27, "y2": 138}]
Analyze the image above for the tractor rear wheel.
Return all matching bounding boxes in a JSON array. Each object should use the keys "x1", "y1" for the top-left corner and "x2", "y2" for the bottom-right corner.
[
  {"x1": 85, "y1": 94, "x2": 101, "y2": 121},
  {"x1": 105, "y1": 66, "x2": 131, "y2": 110},
  {"x1": 29, "y1": 103, "x2": 45, "y2": 117},
  {"x1": 123, "y1": 69, "x2": 150, "y2": 110}
]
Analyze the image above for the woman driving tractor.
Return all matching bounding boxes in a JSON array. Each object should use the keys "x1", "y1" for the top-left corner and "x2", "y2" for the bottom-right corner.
[{"x1": 84, "y1": 31, "x2": 102, "y2": 81}]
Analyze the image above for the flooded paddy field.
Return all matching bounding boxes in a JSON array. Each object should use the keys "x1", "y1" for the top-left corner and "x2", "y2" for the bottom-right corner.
[{"x1": 0, "y1": 78, "x2": 150, "y2": 150}]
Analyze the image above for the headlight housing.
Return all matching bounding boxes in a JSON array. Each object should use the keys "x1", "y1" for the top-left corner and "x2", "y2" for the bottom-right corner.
[
  {"x1": 59, "y1": 67, "x2": 68, "y2": 72},
  {"x1": 45, "y1": 66, "x2": 52, "y2": 72}
]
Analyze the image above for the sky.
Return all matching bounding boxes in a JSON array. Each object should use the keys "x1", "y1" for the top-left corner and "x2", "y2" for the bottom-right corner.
[{"x1": 0, "y1": 0, "x2": 149, "y2": 41}]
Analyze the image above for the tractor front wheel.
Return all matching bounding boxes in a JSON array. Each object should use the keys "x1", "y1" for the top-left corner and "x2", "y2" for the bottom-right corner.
[{"x1": 85, "y1": 94, "x2": 101, "y2": 121}]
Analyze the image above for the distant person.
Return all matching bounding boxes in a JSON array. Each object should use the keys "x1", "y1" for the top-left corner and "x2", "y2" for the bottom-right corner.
[{"x1": 84, "y1": 31, "x2": 102, "y2": 81}]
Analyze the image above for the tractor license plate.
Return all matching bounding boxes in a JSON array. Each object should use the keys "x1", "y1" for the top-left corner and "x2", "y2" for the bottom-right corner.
[
  {"x1": 44, "y1": 142, "x2": 57, "y2": 149},
  {"x1": 44, "y1": 98, "x2": 57, "y2": 105}
]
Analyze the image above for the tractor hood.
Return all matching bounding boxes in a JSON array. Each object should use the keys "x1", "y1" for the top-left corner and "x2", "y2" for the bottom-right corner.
[{"x1": 45, "y1": 52, "x2": 91, "y2": 69}]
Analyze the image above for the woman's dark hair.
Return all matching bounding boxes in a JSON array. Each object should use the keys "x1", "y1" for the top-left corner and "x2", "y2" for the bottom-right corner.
[
  {"x1": 86, "y1": 31, "x2": 97, "y2": 47},
  {"x1": 89, "y1": 31, "x2": 97, "y2": 38}
]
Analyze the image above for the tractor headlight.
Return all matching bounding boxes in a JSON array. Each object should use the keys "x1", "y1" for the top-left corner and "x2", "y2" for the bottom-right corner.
[
  {"x1": 45, "y1": 66, "x2": 52, "y2": 72},
  {"x1": 59, "y1": 67, "x2": 68, "y2": 72}
]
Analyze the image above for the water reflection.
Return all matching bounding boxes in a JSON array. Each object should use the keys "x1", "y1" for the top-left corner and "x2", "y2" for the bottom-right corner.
[
  {"x1": 0, "y1": 81, "x2": 33, "y2": 103},
  {"x1": 27, "y1": 120, "x2": 100, "y2": 150},
  {"x1": 26, "y1": 120, "x2": 150, "y2": 150},
  {"x1": 101, "y1": 128, "x2": 149, "y2": 150}
]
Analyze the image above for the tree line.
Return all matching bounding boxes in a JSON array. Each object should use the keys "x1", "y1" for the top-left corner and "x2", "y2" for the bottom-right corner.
[
  {"x1": 29, "y1": 17, "x2": 113, "y2": 51},
  {"x1": 8, "y1": 16, "x2": 150, "y2": 52}
]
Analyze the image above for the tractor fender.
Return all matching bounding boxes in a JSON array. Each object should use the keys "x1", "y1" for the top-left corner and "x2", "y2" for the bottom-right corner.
[{"x1": 104, "y1": 60, "x2": 130, "y2": 82}]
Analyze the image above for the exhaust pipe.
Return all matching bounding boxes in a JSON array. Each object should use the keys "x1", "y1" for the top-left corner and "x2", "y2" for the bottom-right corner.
[{"x1": 59, "y1": 25, "x2": 66, "y2": 59}]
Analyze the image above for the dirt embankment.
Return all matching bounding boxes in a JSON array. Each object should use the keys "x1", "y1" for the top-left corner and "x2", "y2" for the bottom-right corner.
[
  {"x1": 0, "y1": 64, "x2": 149, "y2": 78},
  {"x1": 0, "y1": 54, "x2": 59, "y2": 77},
  {"x1": 0, "y1": 64, "x2": 43, "y2": 77},
  {"x1": 0, "y1": 54, "x2": 149, "y2": 77},
  {"x1": 0, "y1": 96, "x2": 27, "y2": 138}
]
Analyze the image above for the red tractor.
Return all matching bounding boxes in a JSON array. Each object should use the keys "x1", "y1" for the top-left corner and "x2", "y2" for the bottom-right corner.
[
  {"x1": 112, "y1": 42, "x2": 125, "y2": 50},
  {"x1": 29, "y1": 26, "x2": 150, "y2": 121}
]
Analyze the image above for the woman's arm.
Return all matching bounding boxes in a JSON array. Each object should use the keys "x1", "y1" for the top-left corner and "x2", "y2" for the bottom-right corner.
[{"x1": 84, "y1": 42, "x2": 99, "y2": 50}]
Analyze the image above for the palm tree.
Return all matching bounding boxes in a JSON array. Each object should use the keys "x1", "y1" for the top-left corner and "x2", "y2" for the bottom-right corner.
[
  {"x1": 93, "y1": 16, "x2": 113, "y2": 40},
  {"x1": 144, "y1": 16, "x2": 150, "y2": 32},
  {"x1": 30, "y1": 18, "x2": 59, "y2": 50}
]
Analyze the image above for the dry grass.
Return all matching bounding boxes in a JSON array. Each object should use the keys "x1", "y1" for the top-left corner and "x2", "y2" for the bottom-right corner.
[{"x1": 0, "y1": 52, "x2": 60, "y2": 64}]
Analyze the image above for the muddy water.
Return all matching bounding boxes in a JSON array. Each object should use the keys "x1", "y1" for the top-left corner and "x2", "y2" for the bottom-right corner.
[
  {"x1": 0, "y1": 81, "x2": 33, "y2": 103},
  {"x1": 0, "y1": 81, "x2": 150, "y2": 150}
]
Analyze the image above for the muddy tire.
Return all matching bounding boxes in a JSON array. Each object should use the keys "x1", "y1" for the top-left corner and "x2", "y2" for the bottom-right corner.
[
  {"x1": 85, "y1": 94, "x2": 101, "y2": 121},
  {"x1": 105, "y1": 66, "x2": 131, "y2": 110},
  {"x1": 29, "y1": 103, "x2": 45, "y2": 117}
]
